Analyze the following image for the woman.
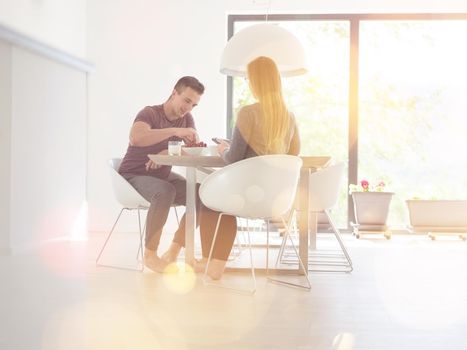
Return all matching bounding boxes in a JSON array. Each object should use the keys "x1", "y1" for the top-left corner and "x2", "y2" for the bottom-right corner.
[{"x1": 197, "y1": 56, "x2": 300, "y2": 279}]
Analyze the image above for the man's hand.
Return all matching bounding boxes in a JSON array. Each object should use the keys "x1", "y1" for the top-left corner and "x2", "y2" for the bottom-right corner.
[
  {"x1": 130, "y1": 122, "x2": 198, "y2": 147},
  {"x1": 174, "y1": 127, "x2": 199, "y2": 144},
  {"x1": 145, "y1": 149, "x2": 168, "y2": 171},
  {"x1": 145, "y1": 159, "x2": 161, "y2": 171}
]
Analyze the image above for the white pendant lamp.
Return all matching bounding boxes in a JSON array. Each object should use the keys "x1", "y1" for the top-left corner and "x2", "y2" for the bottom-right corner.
[{"x1": 220, "y1": 23, "x2": 307, "y2": 77}]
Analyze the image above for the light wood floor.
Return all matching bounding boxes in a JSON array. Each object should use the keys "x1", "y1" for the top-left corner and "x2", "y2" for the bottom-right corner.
[{"x1": 1, "y1": 231, "x2": 467, "y2": 350}]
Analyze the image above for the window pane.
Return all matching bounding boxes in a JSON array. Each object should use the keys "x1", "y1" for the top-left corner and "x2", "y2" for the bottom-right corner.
[
  {"x1": 360, "y1": 21, "x2": 467, "y2": 227},
  {"x1": 232, "y1": 21, "x2": 350, "y2": 226}
]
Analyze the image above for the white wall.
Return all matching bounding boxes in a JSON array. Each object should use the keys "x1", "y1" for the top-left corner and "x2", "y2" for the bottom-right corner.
[
  {"x1": 0, "y1": 41, "x2": 12, "y2": 254},
  {"x1": 9, "y1": 47, "x2": 88, "y2": 252},
  {"x1": 86, "y1": 0, "x2": 467, "y2": 232},
  {"x1": 0, "y1": 0, "x2": 87, "y2": 59},
  {"x1": 0, "y1": 0, "x2": 89, "y2": 253}
]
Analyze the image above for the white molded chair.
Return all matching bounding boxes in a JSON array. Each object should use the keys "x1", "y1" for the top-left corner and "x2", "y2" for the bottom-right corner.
[
  {"x1": 199, "y1": 155, "x2": 310, "y2": 294},
  {"x1": 278, "y1": 162, "x2": 353, "y2": 272},
  {"x1": 96, "y1": 158, "x2": 179, "y2": 271}
]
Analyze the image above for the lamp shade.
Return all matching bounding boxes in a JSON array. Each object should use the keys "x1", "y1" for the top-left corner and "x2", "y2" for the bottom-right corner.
[{"x1": 220, "y1": 23, "x2": 307, "y2": 77}]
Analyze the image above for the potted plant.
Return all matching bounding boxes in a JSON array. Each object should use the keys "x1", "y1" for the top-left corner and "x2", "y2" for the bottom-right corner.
[{"x1": 349, "y1": 180, "x2": 394, "y2": 239}]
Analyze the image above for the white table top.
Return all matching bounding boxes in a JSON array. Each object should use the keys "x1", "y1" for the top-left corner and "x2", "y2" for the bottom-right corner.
[
  {"x1": 148, "y1": 154, "x2": 332, "y2": 170},
  {"x1": 148, "y1": 154, "x2": 226, "y2": 168}
]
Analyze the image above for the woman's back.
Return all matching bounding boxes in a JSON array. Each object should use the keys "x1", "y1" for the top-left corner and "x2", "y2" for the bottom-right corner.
[{"x1": 220, "y1": 56, "x2": 301, "y2": 164}]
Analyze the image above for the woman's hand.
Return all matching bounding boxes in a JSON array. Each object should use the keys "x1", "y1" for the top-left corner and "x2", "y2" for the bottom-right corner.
[{"x1": 217, "y1": 140, "x2": 230, "y2": 155}]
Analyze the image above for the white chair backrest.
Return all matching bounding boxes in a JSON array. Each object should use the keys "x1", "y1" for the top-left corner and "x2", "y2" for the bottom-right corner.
[
  {"x1": 109, "y1": 158, "x2": 150, "y2": 208},
  {"x1": 199, "y1": 155, "x2": 302, "y2": 219},
  {"x1": 308, "y1": 162, "x2": 345, "y2": 212}
]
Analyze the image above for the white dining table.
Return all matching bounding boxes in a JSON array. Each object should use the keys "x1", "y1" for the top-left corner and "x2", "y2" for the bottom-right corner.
[{"x1": 148, "y1": 153, "x2": 331, "y2": 270}]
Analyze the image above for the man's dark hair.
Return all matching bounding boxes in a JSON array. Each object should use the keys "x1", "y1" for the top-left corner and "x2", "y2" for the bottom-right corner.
[{"x1": 174, "y1": 76, "x2": 205, "y2": 95}]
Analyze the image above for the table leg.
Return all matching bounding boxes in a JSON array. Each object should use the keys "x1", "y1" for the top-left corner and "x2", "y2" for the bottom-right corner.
[
  {"x1": 185, "y1": 167, "x2": 196, "y2": 264},
  {"x1": 298, "y1": 168, "x2": 309, "y2": 272},
  {"x1": 309, "y1": 212, "x2": 317, "y2": 250}
]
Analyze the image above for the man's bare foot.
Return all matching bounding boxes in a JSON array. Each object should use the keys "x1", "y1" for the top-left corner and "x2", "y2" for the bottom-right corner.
[
  {"x1": 144, "y1": 249, "x2": 168, "y2": 273},
  {"x1": 192, "y1": 258, "x2": 208, "y2": 273},
  {"x1": 161, "y1": 242, "x2": 182, "y2": 263},
  {"x1": 194, "y1": 258, "x2": 227, "y2": 280}
]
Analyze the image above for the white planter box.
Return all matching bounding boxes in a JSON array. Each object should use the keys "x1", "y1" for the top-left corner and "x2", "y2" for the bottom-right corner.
[
  {"x1": 351, "y1": 192, "x2": 394, "y2": 238},
  {"x1": 406, "y1": 200, "x2": 467, "y2": 237}
]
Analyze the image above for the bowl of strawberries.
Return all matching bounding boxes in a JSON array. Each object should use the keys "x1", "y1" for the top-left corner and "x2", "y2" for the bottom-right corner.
[{"x1": 182, "y1": 141, "x2": 207, "y2": 156}]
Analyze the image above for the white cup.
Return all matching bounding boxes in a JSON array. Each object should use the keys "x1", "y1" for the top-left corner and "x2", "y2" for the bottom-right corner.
[{"x1": 168, "y1": 140, "x2": 182, "y2": 156}]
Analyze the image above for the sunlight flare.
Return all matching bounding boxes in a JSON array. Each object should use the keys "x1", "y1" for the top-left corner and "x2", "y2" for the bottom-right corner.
[{"x1": 162, "y1": 263, "x2": 196, "y2": 294}]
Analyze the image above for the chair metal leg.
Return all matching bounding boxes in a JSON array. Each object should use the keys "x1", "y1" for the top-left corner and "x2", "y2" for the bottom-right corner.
[
  {"x1": 277, "y1": 211, "x2": 353, "y2": 273},
  {"x1": 245, "y1": 219, "x2": 257, "y2": 292},
  {"x1": 281, "y1": 250, "x2": 349, "y2": 266},
  {"x1": 325, "y1": 210, "x2": 353, "y2": 272},
  {"x1": 267, "y1": 217, "x2": 311, "y2": 291},
  {"x1": 276, "y1": 211, "x2": 296, "y2": 266},
  {"x1": 303, "y1": 212, "x2": 353, "y2": 272},
  {"x1": 228, "y1": 217, "x2": 247, "y2": 260},
  {"x1": 174, "y1": 206, "x2": 180, "y2": 225},
  {"x1": 266, "y1": 220, "x2": 270, "y2": 272},
  {"x1": 275, "y1": 230, "x2": 289, "y2": 266},
  {"x1": 203, "y1": 213, "x2": 256, "y2": 295},
  {"x1": 96, "y1": 207, "x2": 145, "y2": 272},
  {"x1": 228, "y1": 233, "x2": 244, "y2": 260},
  {"x1": 135, "y1": 207, "x2": 146, "y2": 262}
]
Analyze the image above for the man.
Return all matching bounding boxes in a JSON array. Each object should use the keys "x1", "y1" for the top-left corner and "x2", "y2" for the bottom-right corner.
[{"x1": 119, "y1": 76, "x2": 204, "y2": 272}]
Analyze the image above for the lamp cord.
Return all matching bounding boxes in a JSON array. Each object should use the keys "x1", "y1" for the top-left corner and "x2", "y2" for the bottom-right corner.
[
  {"x1": 266, "y1": 0, "x2": 271, "y2": 22},
  {"x1": 253, "y1": 0, "x2": 272, "y2": 22}
]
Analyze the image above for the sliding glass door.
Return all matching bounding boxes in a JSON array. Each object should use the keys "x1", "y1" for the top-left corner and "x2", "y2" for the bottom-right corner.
[
  {"x1": 229, "y1": 14, "x2": 467, "y2": 229},
  {"x1": 359, "y1": 20, "x2": 467, "y2": 227}
]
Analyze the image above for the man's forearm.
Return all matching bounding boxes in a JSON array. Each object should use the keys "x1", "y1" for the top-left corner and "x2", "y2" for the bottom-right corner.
[{"x1": 130, "y1": 128, "x2": 176, "y2": 147}]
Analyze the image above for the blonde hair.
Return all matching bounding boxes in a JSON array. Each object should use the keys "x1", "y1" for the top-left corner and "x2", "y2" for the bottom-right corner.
[{"x1": 247, "y1": 56, "x2": 290, "y2": 154}]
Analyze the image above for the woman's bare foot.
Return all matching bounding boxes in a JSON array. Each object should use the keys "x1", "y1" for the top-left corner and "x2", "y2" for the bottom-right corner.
[
  {"x1": 207, "y1": 259, "x2": 227, "y2": 280},
  {"x1": 161, "y1": 242, "x2": 182, "y2": 263},
  {"x1": 194, "y1": 258, "x2": 227, "y2": 280},
  {"x1": 144, "y1": 248, "x2": 168, "y2": 273}
]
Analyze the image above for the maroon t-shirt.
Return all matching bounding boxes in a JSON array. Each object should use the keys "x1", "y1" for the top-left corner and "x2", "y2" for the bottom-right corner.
[{"x1": 118, "y1": 104, "x2": 195, "y2": 178}]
